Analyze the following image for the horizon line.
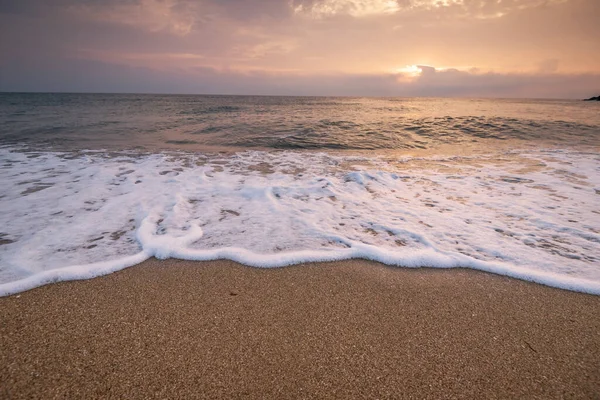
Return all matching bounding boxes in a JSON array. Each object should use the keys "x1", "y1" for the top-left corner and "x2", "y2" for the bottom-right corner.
[{"x1": 0, "y1": 91, "x2": 595, "y2": 101}]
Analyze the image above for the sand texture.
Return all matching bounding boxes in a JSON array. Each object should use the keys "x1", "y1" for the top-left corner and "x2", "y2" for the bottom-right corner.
[{"x1": 2, "y1": 259, "x2": 600, "y2": 399}]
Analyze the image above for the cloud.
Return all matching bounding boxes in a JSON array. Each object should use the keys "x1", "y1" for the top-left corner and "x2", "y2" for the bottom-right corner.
[
  {"x1": 293, "y1": 0, "x2": 401, "y2": 18},
  {"x1": 537, "y1": 59, "x2": 559, "y2": 74},
  {"x1": 1, "y1": 0, "x2": 598, "y2": 97},
  {"x1": 415, "y1": 65, "x2": 436, "y2": 76},
  {"x1": 292, "y1": 0, "x2": 572, "y2": 19},
  {"x1": 66, "y1": 0, "x2": 202, "y2": 36},
  {"x1": 398, "y1": 65, "x2": 599, "y2": 98},
  {"x1": 1, "y1": 0, "x2": 573, "y2": 21},
  {"x1": 1, "y1": 54, "x2": 598, "y2": 98},
  {"x1": 0, "y1": 0, "x2": 293, "y2": 21}
]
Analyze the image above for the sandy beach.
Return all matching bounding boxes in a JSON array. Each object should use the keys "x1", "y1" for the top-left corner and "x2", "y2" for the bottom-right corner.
[{"x1": 1, "y1": 259, "x2": 599, "y2": 399}]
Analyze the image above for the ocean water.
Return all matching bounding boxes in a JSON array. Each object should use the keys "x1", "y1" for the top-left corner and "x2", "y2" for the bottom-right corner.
[{"x1": 0, "y1": 93, "x2": 599, "y2": 295}]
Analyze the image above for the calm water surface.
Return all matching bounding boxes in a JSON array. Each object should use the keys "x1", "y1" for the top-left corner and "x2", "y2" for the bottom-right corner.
[{"x1": 1, "y1": 93, "x2": 598, "y2": 153}]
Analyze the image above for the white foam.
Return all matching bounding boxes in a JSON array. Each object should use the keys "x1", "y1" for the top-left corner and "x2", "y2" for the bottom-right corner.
[{"x1": 1, "y1": 147, "x2": 599, "y2": 296}]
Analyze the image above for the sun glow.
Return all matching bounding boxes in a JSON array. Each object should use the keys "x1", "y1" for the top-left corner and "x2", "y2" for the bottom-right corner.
[{"x1": 395, "y1": 65, "x2": 423, "y2": 77}]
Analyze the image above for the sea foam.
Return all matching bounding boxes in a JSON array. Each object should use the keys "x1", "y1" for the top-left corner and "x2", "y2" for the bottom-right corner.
[{"x1": 0, "y1": 147, "x2": 599, "y2": 296}]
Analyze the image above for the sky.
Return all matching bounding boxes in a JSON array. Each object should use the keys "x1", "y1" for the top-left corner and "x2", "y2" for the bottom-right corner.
[{"x1": 0, "y1": 0, "x2": 599, "y2": 97}]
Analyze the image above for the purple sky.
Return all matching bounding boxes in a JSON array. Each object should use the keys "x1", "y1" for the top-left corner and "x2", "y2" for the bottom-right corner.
[{"x1": 1, "y1": 0, "x2": 599, "y2": 97}]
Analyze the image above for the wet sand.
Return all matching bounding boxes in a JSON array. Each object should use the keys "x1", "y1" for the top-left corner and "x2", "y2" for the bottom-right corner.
[{"x1": 1, "y1": 258, "x2": 599, "y2": 399}]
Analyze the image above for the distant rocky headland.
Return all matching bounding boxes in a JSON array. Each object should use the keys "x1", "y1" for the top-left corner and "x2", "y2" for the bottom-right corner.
[{"x1": 584, "y1": 96, "x2": 600, "y2": 101}]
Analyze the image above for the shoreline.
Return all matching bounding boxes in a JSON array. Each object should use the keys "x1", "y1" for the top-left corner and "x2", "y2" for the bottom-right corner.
[
  {"x1": 3, "y1": 253, "x2": 600, "y2": 297},
  {"x1": 2, "y1": 258, "x2": 600, "y2": 398}
]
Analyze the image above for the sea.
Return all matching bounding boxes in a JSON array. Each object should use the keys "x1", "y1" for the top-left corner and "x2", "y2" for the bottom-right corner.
[{"x1": 0, "y1": 93, "x2": 599, "y2": 296}]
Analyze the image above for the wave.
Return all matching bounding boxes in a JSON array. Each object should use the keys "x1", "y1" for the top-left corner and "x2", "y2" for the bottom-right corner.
[{"x1": 0, "y1": 147, "x2": 599, "y2": 296}]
